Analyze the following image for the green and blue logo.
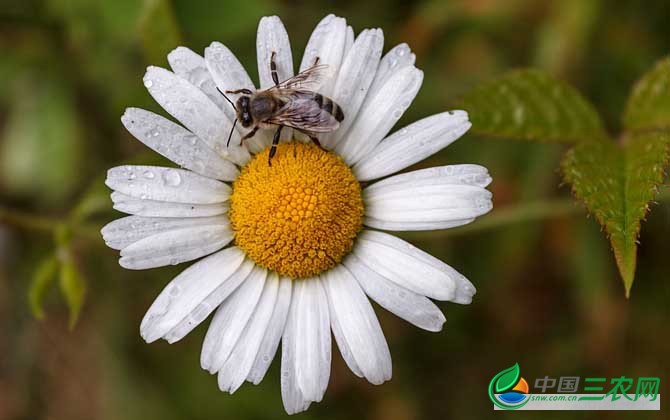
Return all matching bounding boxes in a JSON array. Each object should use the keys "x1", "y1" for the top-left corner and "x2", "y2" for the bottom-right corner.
[{"x1": 488, "y1": 363, "x2": 530, "y2": 410}]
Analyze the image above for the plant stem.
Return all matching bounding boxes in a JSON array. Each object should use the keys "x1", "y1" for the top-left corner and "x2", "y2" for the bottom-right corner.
[{"x1": 0, "y1": 206, "x2": 102, "y2": 243}]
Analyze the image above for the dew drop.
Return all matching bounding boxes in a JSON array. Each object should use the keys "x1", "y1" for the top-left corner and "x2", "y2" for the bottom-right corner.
[
  {"x1": 144, "y1": 79, "x2": 153, "y2": 88},
  {"x1": 169, "y1": 285, "x2": 181, "y2": 297},
  {"x1": 193, "y1": 161, "x2": 206, "y2": 173},
  {"x1": 163, "y1": 169, "x2": 182, "y2": 186},
  {"x1": 143, "y1": 170, "x2": 155, "y2": 179}
]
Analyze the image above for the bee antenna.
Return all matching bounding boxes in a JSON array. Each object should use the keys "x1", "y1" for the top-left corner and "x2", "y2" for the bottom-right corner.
[
  {"x1": 226, "y1": 118, "x2": 238, "y2": 147},
  {"x1": 217, "y1": 87, "x2": 236, "y2": 109}
]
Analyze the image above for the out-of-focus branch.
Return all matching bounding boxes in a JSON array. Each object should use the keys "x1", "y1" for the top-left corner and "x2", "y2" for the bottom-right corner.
[{"x1": 0, "y1": 206, "x2": 102, "y2": 243}]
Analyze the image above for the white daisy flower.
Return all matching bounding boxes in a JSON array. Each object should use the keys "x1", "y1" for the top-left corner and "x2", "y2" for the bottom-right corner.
[{"x1": 102, "y1": 14, "x2": 492, "y2": 414}]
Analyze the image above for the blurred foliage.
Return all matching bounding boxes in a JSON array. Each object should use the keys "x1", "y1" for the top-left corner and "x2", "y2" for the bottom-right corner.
[
  {"x1": 458, "y1": 69, "x2": 606, "y2": 143},
  {"x1": 1, "y1": 0, "x2": 670, "y2": 419}
]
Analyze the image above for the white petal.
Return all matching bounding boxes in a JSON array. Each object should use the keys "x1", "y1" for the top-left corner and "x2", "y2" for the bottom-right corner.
[
  {"x1": 256, "y1": 16, "x2": 294, "y2": 143},
  {"x1": 121, "y1": 108, "x2": 239, "y2": 181},
  {"x1": 344, "y1": 254, "x2": 446, "y2": 332},
  {"x1": 143, "y1": 66, "x2": 250, "y2": 165},
  {"x1": 101, "y1": 215, "x2": 228, "y2": 250},
  {"x1": 257, "y1": 16, "x2": 293, "y2": 89},
  {"x1": 363, "y1": 217, "x2": 475, "y2": 231},
  {"x1": 322, "y1": 265, "x2": 392, "y2": 385},
  {"x1": 363, "y1": 167, "x2": 493, "y2": 227},
  {"x1": 321, "y1": 28, "x2": 384, "y2": 150},
  {"x1": 292, "y1": 278, "x2": 331, "y2": 402},
  {"x1": 281, "y1": 289, "x2": 311, "y2": 415},
  {"x1": 167, "y1": 46, "x2": 230, "y2": 112},
  {"x1": 353, "y1": 230, "x2": 475, "y2": 302},
  {"x1": 111, "y1": 192, "x2": 228, "y2": 218},
  {"x1": 248, "y1": 276, "x2": 292, "y2": 384},
  {"x1": 118, "y1": 224, "x2": 233, "y2": 270},
  {"x1": 366, "y1": 164, "x2": 493, "y2": 191},
  {"x1": 217, "y1": 273, "x2": 279, "y2": 393},
  {"x1": 344, "y1": 25, "x2": 354, "y2": 56},
  {"x1": 162, "y1": 259, "x2": 255, "y2": 343},
  {"x1": 106, "y1": 165, "x2": 230, "y2": 204},
  {"x1": 204, "y1": 42, "x2": 255, "y2": 92},
  {"x1": 203, "y1": 42, "x2": 269, "y2": 153},
  {"x1": 201, "y1": 266, "x2": 267, "y2": 373},
  {"x1": 327, "y1": 296, "x2": 363, "y2": 378},
  {"x1": 299, "y1": 14, "x2": 348, "y2": 96},
  {"x1": 336, "y1": 66, "x2": 423, "y2": 165},
  {"x1": 354, "y1": 111, "x2": 473, "y2": 181},
  {"x1": 368, "y1": 43, "x2": 416, "y2": 99},
  {"x1": 140, "y1": 247, "x2": 248, "y2": 343}
]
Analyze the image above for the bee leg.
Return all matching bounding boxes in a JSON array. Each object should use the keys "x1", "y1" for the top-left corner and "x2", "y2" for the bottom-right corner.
[
  {"x1": 314, "y1": 56, "x2": 320, "y2": 66},
  {"x1": 308, "y1": 135, "x2": 327, "y2": 152},
  {"x1": 240, "y1": 126, "x2": 259, "y2": 146},
  {"x1": 296, "y1": 128, "x2": 327, "y2": 152},
  {"x1": 225, "y1": 88, "x2": 253, "y2": 95},
  {"x1": 270, "y1": 51, "x2": 279, "y2": 86},
  {"x1": 268, "y1": 125, "x2": 283, "y2": 166}
]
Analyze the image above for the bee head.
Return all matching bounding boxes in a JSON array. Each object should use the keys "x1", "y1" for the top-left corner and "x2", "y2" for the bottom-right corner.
[{"x1": 236, "y1": 96, "x2": 253, "y2": 128}]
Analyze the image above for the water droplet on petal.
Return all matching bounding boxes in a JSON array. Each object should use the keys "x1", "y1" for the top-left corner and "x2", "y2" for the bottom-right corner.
[
  {"x1": 162, "y1": 169, "x2": 182, "y2": 186},
  {"x1": 143, "y1": 170, "x2": 155, "y2": 179},
  {"x1": 144, "y1": 79, "x2": 153, "y2": 88}
]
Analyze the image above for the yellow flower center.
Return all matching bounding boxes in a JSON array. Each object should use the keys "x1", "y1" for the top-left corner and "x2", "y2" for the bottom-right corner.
[{"x1": 229, "y1": 142, "x2": 364, "y2": 279}]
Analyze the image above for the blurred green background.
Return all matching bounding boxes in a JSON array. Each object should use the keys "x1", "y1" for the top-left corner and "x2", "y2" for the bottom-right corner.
[{"x1": 1, "y1": 0, "x2": 668, "y2": 419}]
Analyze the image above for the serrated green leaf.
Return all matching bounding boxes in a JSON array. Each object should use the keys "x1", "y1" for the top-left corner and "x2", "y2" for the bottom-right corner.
[
  {"x1": 494, "y1": 363, "x2": 521, "y2": 393},
  {"x1": 623, "y1": 57, "x2": 670, "y2": 131},
  {"x1": 459, "y1": 69, "x2": 606, "y2": 143},
  {"x1": 139, "y1": 0, "x2": 182, "y2": 64},
  {"x1": 562, "y1": 131, "x2": 670, "y2": 296},
  {"x1": 29, "y1": 256, "x2": 59, "y2": 319},
  {"x1": 59, "y1": 252, "x2": 87, "y2": 329}
]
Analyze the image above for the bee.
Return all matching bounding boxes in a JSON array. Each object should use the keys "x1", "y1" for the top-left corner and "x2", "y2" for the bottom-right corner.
[{"x1": 219, "y1": 52, "x2": 344, "y2": 165}]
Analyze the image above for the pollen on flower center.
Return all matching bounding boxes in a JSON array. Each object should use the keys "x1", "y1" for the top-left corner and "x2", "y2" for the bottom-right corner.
[{"x1": 229, "y1": 142, "x2": 364, "y2": 278}]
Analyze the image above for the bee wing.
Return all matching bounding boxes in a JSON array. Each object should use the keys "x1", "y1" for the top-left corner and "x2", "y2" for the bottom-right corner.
[
  {"x1": 266, "y1": 90, "x2": 340, "y2": 133},
  {"x1": 269, "y1": 64, "x2": 330, "y2": 91}
]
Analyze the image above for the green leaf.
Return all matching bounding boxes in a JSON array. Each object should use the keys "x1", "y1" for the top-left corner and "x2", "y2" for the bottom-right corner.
[
  {"x1": 138, "y1": 0, "x2": 182, "y2": 64},
  {"x1": 494, "y1": 363, "x2": 521, "y2": 393},
  {"x1": 459, "y1": 69, "x2": 606, "y2": 143},
  {"x1": 28, "y1": 256, "x2": 59, "y2": 319},
  {"x1": 623, "y1": 57, "x2": 670, "y2": 132},
  {"x1": 59, "y1": 251, "x2": 87, "y2": 329},
  {"x1": 561, "y1": 131, "x2": 670, "y2": 296}
]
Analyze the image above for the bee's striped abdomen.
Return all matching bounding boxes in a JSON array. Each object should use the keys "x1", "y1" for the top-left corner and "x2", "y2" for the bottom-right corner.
[{"x1": 313, "y1": 93, "x2": 345, "y2": 122}]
